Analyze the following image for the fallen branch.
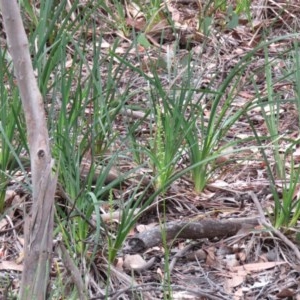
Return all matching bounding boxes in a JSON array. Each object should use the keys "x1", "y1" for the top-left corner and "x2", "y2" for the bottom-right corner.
[{"x1": 125, "y1": 218, "x2": 259, "y2": 253}]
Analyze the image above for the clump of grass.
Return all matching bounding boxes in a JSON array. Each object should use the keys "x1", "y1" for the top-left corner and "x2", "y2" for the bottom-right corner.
[
  {"x1": 251, "y1": 127, "x2": 300, "y2": 228},
  {"x1": 259, "y1": 45, "x2": 285, "y2": 179},
  {"x1": 0, "y1": 48, "x2": 27, "y2": 213},
  {"x1": 249, "y1": 39, "x2": 300, "y2": 229},
  {"x1": 114, "y1": 40, "x2": 256, "y2": 194},
  {"x1": 146, "y1": 102, "x2": 186, "y2": 191},
  {"x1": 182, "y1": 53, "x2": 255, "y2": 192},
  {"x1": 198, "y1": 0, "x2": 252, "y2": 34}
]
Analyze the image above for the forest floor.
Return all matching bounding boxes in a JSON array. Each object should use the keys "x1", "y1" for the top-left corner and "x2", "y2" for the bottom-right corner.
[{"x1": 2, "y1": 1, "x2": 300, "y2": 299}]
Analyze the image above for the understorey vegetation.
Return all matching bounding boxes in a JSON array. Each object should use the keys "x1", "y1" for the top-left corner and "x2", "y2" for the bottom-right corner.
[{"x1": 1, "y1": 0, "x2": 300, "y2": 299}]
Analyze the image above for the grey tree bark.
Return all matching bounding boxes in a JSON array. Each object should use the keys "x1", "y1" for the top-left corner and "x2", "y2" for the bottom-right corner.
[{"x1": 0, "y1": 1, "x2": 57, "y2": 299}]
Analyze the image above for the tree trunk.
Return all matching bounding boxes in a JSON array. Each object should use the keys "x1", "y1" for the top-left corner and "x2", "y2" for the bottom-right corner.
[{"x1": 0, "y1": 1, "x2": 57, "y2": 299}]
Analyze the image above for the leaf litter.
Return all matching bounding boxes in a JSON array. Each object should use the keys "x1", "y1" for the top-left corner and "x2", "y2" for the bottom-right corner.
[{"x1": 2, "y1": 0, "x2": 300, "y2": 299}]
